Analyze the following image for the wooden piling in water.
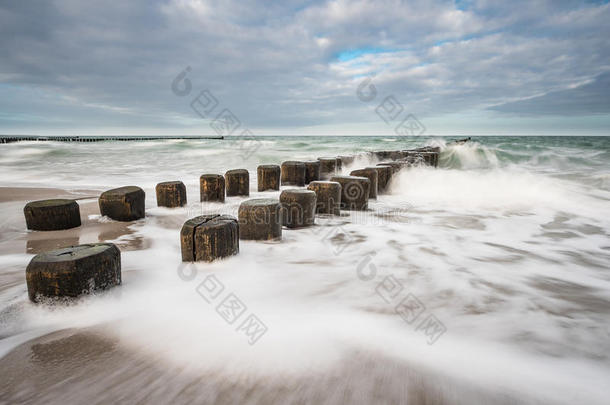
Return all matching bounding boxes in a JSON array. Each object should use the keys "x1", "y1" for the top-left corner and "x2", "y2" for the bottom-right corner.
[
  {"x1": 180, "y1": 215, "x2": 239, "y2": 262},
  {"x1": 281, "y1": 161, "x2": 306, "y2": 186},
  {"x1": 318, "y1": 157, "x2": 337, "y2": 180},
  {"x1": 99, "y1": 186, "x2": 145, "y2": 221},
  {"x1": 238, "y1": 199, "x2": 283, "y2": 240},
  {"x1": 304, "y1": 160, "x2": 321, "y2": 184},
  {"x1": 280, "y1": 189, "x2": 317, "y2": 228},
  {"x1": 225, "y1": 169, "x2": 250, "y2": 197},
  {"x1": 330, "y1": 175, "x2": 370, "y2": 211},
  {"x1": 307, "y1": 181, "x2": 341, "y2": 215},
  {"x1": 373, "y1": 165, "x2": 393, "y2": 193},
  {"x1": 26, "y1": 243, "x2": 121, "y2": 302},
  {"x1": 200, "y1": 174, "x2": 226, "y2": 202},
  {"x1": 24, "y1": 199, "x2": 81, "y2": 231},
  {"x1": 257, "y1": 165, "x2": 281, "y2": 192},
  {"x1": 350, "y1": 168, "x2": 378, "y2": 199},
  {"x1": 156, "y1": 181, "x2": 187, "y2": 208}
]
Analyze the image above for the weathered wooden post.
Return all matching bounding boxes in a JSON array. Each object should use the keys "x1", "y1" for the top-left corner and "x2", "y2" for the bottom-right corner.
[
  {"x1": 99, "y1": 186, "x2": 145, "y2": 221},
  {"x1": 430, "y1": 147, "x2": 440, "y2": 167},
  {"x1": 417, "y1": 152, "x2": 432, "y2": 166},
  {"x1": 280, "y1": 189, "x2": 317, "y2": 228},
  {"x1": 24, "y1": 199, "x2": 81, "y2": 231},
  {"x1": 377, "y1": 162, "x2": 402, "y2": 173},
  {"x1": 318, "y1": 157, "x2": 337, "y2": 180},
  {"x1": 26, "y1": 243, "x2": 121, "y2": 302},
  {"x1": 389, "y1": 151, "x2": 405, "y2": 160},
  {"x1": 156, "y1": 181, "x2": 187, "y2": 208},
  {"x1": 225, "y1": 169, "x2": 250, "y2": 196},
  {"x1": 350, "y1": 168, "x2": 378, "y2": 199},
  {"x1": 304, "y1": 160, "x2": 321, "y2": 184},
  {"x1": 200, "y1": 174, "x2": 225, "y2": 202},
  {"x1": 238, "y1": 199, "x2": 282, "y2": 240},
  {"x1": 374, "y1": 150, "x2": 393, "y2": 160},
  {"x1": 420, "y1": 151, "x2": 439, "y2": 167},
  {"x1": 330, "y1": 175, "x2": 370, "y2": 210},
  {"x1": 281, "y1": 161, "x2": 306, "y2": 186},
  {"x1": 307, "y1": 181, "x2": 341, "y2": 215},
  {"x1": 339, "y1": 155, "x2": 355, "y2": 166},
  {"x1": 257, "y1": 165, "x2": 281, "y2": 191},
  {"x1": 180, "y1": 215, "x2": 239, "y2": 262},
  {"x1": 374, "y1": 165, "x2": 393, "y2": 193},
  {"x1": 404, "y1": 151, "x2": 422, "y2": 165}
]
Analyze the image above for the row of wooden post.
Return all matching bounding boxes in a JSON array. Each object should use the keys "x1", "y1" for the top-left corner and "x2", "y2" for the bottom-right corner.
[{"x1": 23, "y1": 147, "x2": 440, "y2": 302}]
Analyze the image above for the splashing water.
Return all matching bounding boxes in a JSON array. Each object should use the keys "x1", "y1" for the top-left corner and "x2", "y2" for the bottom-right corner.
[{"x1": 0, "y1": 136, "x2": 609, "y2": 404}]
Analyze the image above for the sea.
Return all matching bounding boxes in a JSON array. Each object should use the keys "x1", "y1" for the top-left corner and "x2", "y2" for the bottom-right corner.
[{"x1": 0, "y1": 135, "x2": 609, "y2": 404}]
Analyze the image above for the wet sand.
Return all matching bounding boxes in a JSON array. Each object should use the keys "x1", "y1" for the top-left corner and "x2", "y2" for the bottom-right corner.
[
  {"x1": 1, "y1": 181, "x2": 608, "y2": 405},
  {"x1": 0, "y1": 327, "x2": 523, "y2": 405},
  {"x1": 0, "y1": 187, "x2": 146, "y2": 257},
  {"x1": 0, "y1": 187, "x2": 98, "y2": 203},
  {"x1": 0, "y1": 186, "x2": 519, "y2": 405}
]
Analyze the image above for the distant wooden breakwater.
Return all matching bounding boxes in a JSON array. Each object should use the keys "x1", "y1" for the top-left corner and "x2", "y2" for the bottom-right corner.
[
  {"x1": 21, "y1": 145, "x2": 443, "y2": 302},
  {"x1": 0, "y1": 135, "x2": 224, "y2": 143}
]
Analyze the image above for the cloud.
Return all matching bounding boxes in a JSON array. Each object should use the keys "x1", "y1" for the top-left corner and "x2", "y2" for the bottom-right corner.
[
  {"x1": 0, "y1": 0, "x2": 609, "y2": 134},
  {"x1": 488, "y1": 72, "x2": 610, "y2": 115}
]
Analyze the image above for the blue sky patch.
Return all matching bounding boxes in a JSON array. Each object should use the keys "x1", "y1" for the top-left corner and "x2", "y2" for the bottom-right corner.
[{"x1": 336, "y1": 47, "x2": 397, "y2": 62}]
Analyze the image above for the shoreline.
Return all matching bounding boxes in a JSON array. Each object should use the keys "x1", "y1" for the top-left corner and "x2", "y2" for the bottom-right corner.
[
  {"x1": 0, "y1": 186, "x2": 145, "y2": 264},
  {"x1": 0, "y1": 326, "x2": 530, "y2": 405}
]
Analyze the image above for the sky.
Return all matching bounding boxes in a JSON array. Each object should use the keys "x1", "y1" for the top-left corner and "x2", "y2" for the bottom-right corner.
[{"x1": 1, "y1": 0, "x2": 609, "y2": 136}]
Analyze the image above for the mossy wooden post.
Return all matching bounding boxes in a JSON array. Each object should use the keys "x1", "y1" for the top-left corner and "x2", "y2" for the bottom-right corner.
[
  {"x1": 281, "y1": 161, "x2": 306, "y2": 186},
  {"x1": 280, "y1": 189, "x2": 317, "y2": 228},
  {"x1": 99, "y1": 186, "x2": 145, "y2": 221},
  {"x1": 225, "y1": 169, "x2": 250, "y2": 197},
  {"x1": 238, "y1": 199, "x2": 282, "y2": 240},
  {"x1": 304, "y1": 160, "x2": 321, "y2": 184},
  {"x1": 200, "y1": 174, "x2": 225, "y2": 202},
  {"x1": 26, "y1": 243, "x2": 121, "y2": 302},
  {"x1": 257, "y1": 165, "x2": 280, "y2": 191},
  {"x1": 156, "y1": 181, "x2": 187, "y2": 208},
  {"x1": 318, "y1": 157, "x2": 337, "y2": 180},
  {"x1": 374, "y1": 165, "x2": 393, "y2": 193},
  {"x1": 350, "y1": 168, "x2": 378, "y2": 199},
  {"x1": 330, "y1": 175, "x2": 370, "y2": 210},
  {"x1": 307, "y1": 181, "x2": 341, "y2": 215},
  {"x1": 180, "y1": 215, "x2": 239, "y2": 262},
  {"x1": 24, "y1": 199, "x2": 81, "y2": 231}
]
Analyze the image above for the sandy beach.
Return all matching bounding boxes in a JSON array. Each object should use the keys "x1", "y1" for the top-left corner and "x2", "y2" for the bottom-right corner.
[
  {"x1": 0, "y1": 185, "x2": 497, "y2": 405},
  {"x1": 1, "y1": 326, "x2": 523, "y2": 405}
]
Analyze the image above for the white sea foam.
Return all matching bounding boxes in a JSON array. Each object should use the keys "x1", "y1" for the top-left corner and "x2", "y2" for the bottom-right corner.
[{"x1": 1, "y1": 136, "x2": 609, "y2": 404}]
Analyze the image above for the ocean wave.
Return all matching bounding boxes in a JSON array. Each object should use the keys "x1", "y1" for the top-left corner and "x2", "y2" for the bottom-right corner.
[{"x1": 440, "y1": 141, "x2": 500, "y2": 170}]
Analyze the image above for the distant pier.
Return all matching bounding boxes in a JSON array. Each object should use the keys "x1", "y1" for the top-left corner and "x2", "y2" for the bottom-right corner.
[{"x1": 0, "y1": 135, "x2": 224, "y2": 144}]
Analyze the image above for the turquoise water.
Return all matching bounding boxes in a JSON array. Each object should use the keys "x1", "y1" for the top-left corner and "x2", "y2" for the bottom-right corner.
[
  {"x1": 0, "y1": 136, "x2": 609, "y2": 404},
  {"x1": 1, "y1": 136, "x2": 609, "y2": 189}
]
